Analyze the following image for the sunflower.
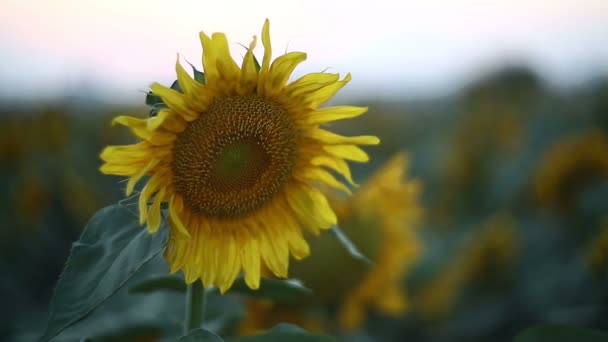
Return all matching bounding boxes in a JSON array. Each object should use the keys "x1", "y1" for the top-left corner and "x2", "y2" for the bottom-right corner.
[
  {"x1": 99, "y1": 20, "x2": 378, "y2": 293},
  {"x1": 334, "y1": 152, "x2": 422, "y2": 329},
  {"x1": 534, "y1": 130, "x2": 608, "y2": 212}
]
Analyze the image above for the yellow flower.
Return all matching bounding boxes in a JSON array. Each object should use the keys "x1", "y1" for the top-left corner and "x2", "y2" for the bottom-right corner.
[
  {"x1": 99, "y1": 20, "x2": 378, "y2": 293},
  {"x1": 335, "y1": 152, "x2": 422, "y2": 329},
  {"x1": 534, "y1": 130, "x2": 608, "y2": 212}
]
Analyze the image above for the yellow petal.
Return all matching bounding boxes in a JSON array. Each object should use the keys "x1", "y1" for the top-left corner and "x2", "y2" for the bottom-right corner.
[
  {"x1": 100, "y1": 143, "x2": 151, "y2": 162},
  {"x1": 199, "y1": 31, "x2": 220, "y2": 86},
  {"x1": 285, "y1": 182, "x2": 337, "y2": 229},
  {"x1": 149, "y1": 83, "x2": 198, "y2": 121},
  {"x1": 126, "y1": 158, "x2": 159, "y2": 196},
  {"x1": 241, "y1": 235, "x2": 261, "y2": 289},
  {"x1": 310, "y1": 155, "x2": 357, "y2": 186},
  {"x1": 147, "y1": 187, "x2": 166, "y2": 234},
  {"x1": 148, "y1": 109, "x2": 187, "y2": 133},
  {"x1": 168, "y1": 194, "x2": 191, "y2": 239},
  {"x1": 323, "y1": 145, "x2": 370, "y2": 163},
  {"x1": 305, "y1": 73, "x2": 351, "y2": 108},
  {"x1": 286, "y1": 72, "x2": 340, "y2": 98},
  {"x1": 138, "y1": 172, "x2": 168, "y2": 225},
  {"x1": 211, "y1": 32, "x2": 240, "y2": 82},
  {"x1": 306, "y1": 128, "x2": 379, "y2": 146},
  {"x1": 303, "y1": 106, "x2": 368, "y2": 125},
  {"x1": 99, "y1": 162, "x2": 146, "y2": 176},
  {"x1": 296, "y1": 167, "x2": 352, "y2": 195},
  {"x1": 238, "y1": 35, "x2": 259, "y2": 95},
  {"x1": 175, "y1": 60, "x2": 212, "y2": 112},
  {"x1": 267, "y1": 51, "x2": 307, "y2": 92},
  {"x1": 257, "y1": 19, "x2": 272, "y2": 96},
  {"x1": 218, "y1": 233, "x2": 240, "y2": 293},
  {"x1": 260, "y1": 19, "x2": 272, "y2": 73}
]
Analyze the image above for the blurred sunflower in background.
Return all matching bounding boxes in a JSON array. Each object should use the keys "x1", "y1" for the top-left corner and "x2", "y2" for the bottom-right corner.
[
  {"x1": 99, "y1": 20, "x2": 379, "y2": 293},
  {"x1": 239, "y1": 152, "x2": 423, "y2": 332},
  {"x1": 413, "y1": 213, "x2": 520, "y2": 319},
  {"x1": 534, "y1": 130, "x2": 608, "y2": 212},
  {"x1": 586, "y1": 217, "x2": 608, "y2": 278}
]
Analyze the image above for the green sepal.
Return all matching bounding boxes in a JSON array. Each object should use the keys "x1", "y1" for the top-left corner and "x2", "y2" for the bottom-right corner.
[
  {"x1": 192, "y1": 65, "x2": 206, "y2": 85},
  {"x1": 171, "y1": 80, "x2": 183, "y2": 93}
]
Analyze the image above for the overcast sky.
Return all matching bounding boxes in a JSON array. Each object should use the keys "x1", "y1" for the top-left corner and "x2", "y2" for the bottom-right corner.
[{"x1": 1, "y1": 0, "x2": 607, "y2": 103}]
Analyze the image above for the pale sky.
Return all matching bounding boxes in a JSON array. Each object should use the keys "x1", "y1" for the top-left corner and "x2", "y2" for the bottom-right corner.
[{"x1": 1, "y1": 0, "x2": 607, "y2": 103}]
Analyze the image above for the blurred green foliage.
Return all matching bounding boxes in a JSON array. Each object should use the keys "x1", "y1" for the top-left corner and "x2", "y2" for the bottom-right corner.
[{"x1": 2, "y1": 65, "x2": 608, "y2": 341}]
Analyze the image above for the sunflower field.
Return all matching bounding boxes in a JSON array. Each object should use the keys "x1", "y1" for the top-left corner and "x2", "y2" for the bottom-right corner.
[{"x1": 2, "y1": 12, "x2": 608, "y2": 342}]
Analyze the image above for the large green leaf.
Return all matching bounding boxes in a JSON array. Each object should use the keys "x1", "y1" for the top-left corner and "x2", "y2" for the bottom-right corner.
[
  {"x1": 39, "y1": 204, "x2": 169, "y2": 341},
  {"x1": 128, "y1": 274, "x2": 187, "y2": 294},
  {"x1": 178, "y1": 329, "x2": 223, "y2": 342},
  {"x1": 229, "y1": 277, "x2": 312, "y2": 302},
  {"x1": 227, "y1": 324, "x2": 335, "y2": 342},
  {"x1": 514, "y1": 323, "x2": 608, "y2": 342}
]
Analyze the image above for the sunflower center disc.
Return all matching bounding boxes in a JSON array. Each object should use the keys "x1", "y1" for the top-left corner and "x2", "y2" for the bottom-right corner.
[{"x1": 172, "y1": 96, "x2": 297, "y2": 219}]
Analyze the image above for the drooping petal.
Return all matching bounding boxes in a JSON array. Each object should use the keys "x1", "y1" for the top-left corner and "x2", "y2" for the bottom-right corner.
[
  {"x1": 310, "y1": 155, "x2": 357, "y2": 186},
  {"x1": 305, "y1": 128, "x2": 380, "y2": 146},
  {"x1": 126, "y1": 158, "x2": 159, "y2": 196},
  {"x1": 286, "y1": 72, "x2": 340, "y2": 98},
  {"x1": 303, "y1": 106, "x2": 368, "y2": 125},
  {"x1": 266, "y1": 51, "x2": 307, "y2": 94},
  {"x1": 150, "y1": 83, "x2": 199, "y2": 121},
  {"x1": 323, "y1": 145, "x2": 370, "y2": 162},
  {"x1": 304, "y1": 73, "x2": 352, "y2": 108},
  {"x1": 238, "y1": 35, "x2": 259, "y2": 95}
]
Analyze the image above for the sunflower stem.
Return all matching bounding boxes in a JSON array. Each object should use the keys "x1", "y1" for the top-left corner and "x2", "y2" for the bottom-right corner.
[{"x1": 184, "y1": 281, "x2": 206, "y2": 333}]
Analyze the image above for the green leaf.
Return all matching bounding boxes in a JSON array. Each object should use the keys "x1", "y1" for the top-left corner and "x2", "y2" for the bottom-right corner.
[
  {"x1": 514, "y1": 323, "x2": 608, "y2": 342},
  {"x1": 128, "y1": 274, "x2": 187, "y2": 294},
  {"x1": 178, "y1": 328, "x2": 223, "y2": 342},
  {"x1": 39, "y1": 204, "x2": 169, "y2": 342},
  {"x1": 227, "y1": 323, "x2": 335, "y2": 342},
  {"x1": 229, "y1": 277, "x2": 312, "y2": 302},
  {"x1": 330, "y1": 225, "x2": 372, "y2": 265}
]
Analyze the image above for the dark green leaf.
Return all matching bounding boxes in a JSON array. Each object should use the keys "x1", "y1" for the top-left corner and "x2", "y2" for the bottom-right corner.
[
  {"x1": 39, "y1": 204, "x2": 169, "y2": 342},
  {"x1": 330, "y1": 225, "x2": 372, "y2": 265},
  {"x1": 514, "y1": 323, "x2": 608, "y2": 342},
  {"x1": 227, "y1": 323, "x2": 335, "y2": 342},
  {"x1": 229, "y1": 277, "x2": 311, "y2": 301},
  {"x1": 128, "y1": 274, "x2": 187, "y2": 294},
  {"x1": 178, "y1": 328, "x2": 223, "y2": 342},
  {"x1": 171, "y1": 80, "x2": 183, "y2": 93}
]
